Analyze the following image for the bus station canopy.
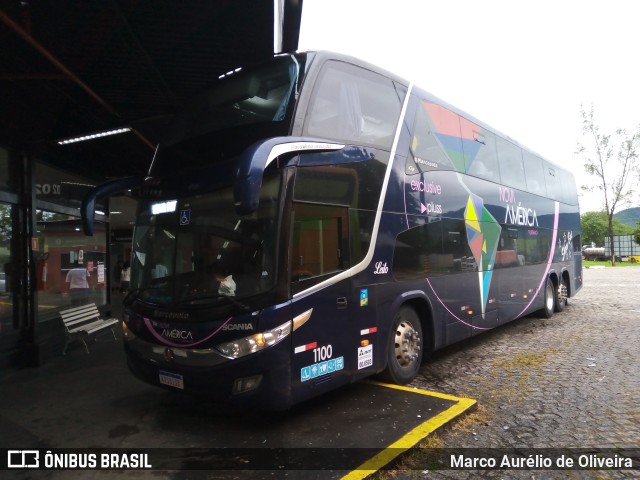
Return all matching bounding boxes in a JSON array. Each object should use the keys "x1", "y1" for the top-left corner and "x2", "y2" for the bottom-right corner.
[{"x1": 0, "y1": 0, "x2": 303, "y2": 180}]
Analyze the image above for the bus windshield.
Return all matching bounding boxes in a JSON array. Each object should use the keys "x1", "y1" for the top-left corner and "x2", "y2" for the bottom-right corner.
[
  {"x1": 150, "y1": 54, "x2": 302, "y2": 176},
  {"x1": 129, "y1": 174, "x2": 281, "y2": 306}
]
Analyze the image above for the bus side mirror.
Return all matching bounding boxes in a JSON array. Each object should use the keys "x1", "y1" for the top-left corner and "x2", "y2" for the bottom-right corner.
[
  {"x1": 234, "y1": 136, "x2": 345, "y2": 215},
  {"x1": 81, "y1": 176, "x2": 143, "y2": 236}
]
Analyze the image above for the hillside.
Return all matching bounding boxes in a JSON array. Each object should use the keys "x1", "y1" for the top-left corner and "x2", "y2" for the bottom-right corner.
[{"x1": 614, "y1": 207, "x2": 640, "y2": 227}]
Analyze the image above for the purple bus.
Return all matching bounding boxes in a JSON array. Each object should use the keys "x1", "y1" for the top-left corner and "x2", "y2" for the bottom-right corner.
[{"x1": 83, "y1": 51, "x2": 582, "y2": 409}]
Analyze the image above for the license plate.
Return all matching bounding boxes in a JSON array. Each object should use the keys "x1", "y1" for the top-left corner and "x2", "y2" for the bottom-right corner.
[{"x1": 159, "y1": 370, "x2": 184, "y2": 389}]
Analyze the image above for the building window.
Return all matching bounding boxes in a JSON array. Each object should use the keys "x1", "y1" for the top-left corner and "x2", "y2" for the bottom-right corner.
[
  {"x1": 0, "y1": 203, "x2": 15, "y2": 336},
  {"x1": 35, "y1": 162, "x2": 104, "y2": 211},
  {"x1": 35, "y1": 212, "x2": 108, "y2": 320}
]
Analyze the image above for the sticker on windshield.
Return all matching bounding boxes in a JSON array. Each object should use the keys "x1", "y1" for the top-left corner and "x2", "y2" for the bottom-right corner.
[{"x1": 180, "y1": 209, "x2": 191, "y2": 225}]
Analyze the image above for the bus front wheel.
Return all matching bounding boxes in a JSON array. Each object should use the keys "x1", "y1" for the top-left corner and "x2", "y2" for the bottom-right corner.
[{"x1": 381, "y1": 306, "x2": 423, "y2": 385}]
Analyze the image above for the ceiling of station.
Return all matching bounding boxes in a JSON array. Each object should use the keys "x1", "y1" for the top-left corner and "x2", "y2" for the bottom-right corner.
[{"x1": 0, "y1": 0, "x2": 303, "y2": 181}]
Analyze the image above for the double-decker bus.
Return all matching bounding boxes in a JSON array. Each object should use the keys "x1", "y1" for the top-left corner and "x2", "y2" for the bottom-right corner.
[{"x1": 83, "y1": 51, "x2": 582, "y2": 410}]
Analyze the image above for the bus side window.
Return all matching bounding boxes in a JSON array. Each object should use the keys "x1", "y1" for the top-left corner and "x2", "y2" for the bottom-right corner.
[
  {"x1": 466, "y1": 129, "x2": 499, "y2": 183},
  {"x1": 441, "y1": 218, "x2": 475, "y2": 272},
  {"x1": 408, "y1": 100, "x2": 453, "y2": 173},
  {"x1": 291, "y1": 204, "x2": 349, "y2": 293},
  {"x1": 526, "y1": 228, "x2": 550, "y2": 265},
  {"x1": 544, "y1": 163, "x2": 563, "y2": 201},
  {"x1": 393, "y1": 220, "x2": 444, "y2": 279},
  {"x1": 392, "y1": 218, "x2": 480, "y2": 279},
  {"x1": 303, "y1": 60, "x2": 404, "y2": 150},
  {"x1": 496, "y1": 227, "x2": 520, "y2": 268},
  {"x1": 496, "y1": 137, "x2": 526, "y2": 191},
  {"x1": 561, "y1": 170, "x2": 579, "y2": 205},
  {"x1": 522, "y1": 151, "x2": 547, "y2": 196}
]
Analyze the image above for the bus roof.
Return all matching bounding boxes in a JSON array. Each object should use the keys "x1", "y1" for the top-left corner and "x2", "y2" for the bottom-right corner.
[{"x1": 304, "y1": 50, "x2": 570, "y2": 177}]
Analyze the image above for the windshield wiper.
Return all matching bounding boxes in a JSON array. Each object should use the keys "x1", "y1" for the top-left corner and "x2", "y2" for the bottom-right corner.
[
  {"x1": 123, "y1": 286, "x2": 167, "y2": 305},
  {"x1": 177, "y1": 293, "x2": 251, "y2": 311},
  {"x1": 220, "y1": 294, "x2": 251, "y2": 311}
]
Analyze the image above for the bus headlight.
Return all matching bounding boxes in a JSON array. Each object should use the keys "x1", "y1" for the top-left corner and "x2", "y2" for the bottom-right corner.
[{"x1": 214, "y1": 321, "x2": 291, "y2": 359}]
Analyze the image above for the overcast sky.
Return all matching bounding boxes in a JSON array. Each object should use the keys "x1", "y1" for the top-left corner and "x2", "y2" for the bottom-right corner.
[{"x1": 298, "y1": 0, "x2": 640, "y2": 212}]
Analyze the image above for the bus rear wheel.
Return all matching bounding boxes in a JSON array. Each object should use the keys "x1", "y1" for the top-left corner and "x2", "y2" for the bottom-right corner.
[
  {"x1": 555, "y1": 277, "x2": 568, "y2": 312},
  {"x1": 540, "y1": 277, "x2": 555, "y2": 318},
  {"x1": 380, "y1": 306, "x2": 423, "y2": 385}
]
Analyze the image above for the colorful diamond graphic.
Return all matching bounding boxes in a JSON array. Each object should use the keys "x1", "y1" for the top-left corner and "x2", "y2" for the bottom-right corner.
[{"x1": 464, "y1": 193, "x2": 501, "y2": 314}]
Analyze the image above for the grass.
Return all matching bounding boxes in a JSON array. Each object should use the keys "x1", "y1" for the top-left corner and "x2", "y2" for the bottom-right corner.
[
  {"x1": 492, "y1": 350, "x2": 558, "y2": 370},
  {"x1": 583, "y1": 260, "x2": 640, "y2": 268}
]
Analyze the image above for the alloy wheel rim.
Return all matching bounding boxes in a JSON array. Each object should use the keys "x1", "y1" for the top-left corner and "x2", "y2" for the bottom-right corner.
[{"x1": 394, "y1": 320, "x2": 421, "y2": 367}]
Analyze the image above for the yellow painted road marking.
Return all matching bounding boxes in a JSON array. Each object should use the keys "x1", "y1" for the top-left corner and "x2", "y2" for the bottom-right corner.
[{"x1": 341, "y1": 380, "x2": 476, "y2": 480}]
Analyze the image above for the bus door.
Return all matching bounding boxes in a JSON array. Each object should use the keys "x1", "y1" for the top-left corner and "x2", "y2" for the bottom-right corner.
[{"x1": 288, "y1": 203, "x2": 355, "y2": 401}]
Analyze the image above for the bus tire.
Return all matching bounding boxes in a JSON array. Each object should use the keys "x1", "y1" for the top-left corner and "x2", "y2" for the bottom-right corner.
[
  {"x1": 380, "y1": 306, "x2": 423, "y2": 385},
  {"x1": 555, "y1": 276, "x2": 567, "y2": 312},
  {"x1": 539, "y1": 277, "x2": 555, "y2": 318}
]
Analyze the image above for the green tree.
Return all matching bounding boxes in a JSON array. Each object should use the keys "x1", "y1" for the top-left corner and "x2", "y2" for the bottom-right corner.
[
  {"x1": 618, "y1": 223, "x2": 636, "y2": 236},
  {"x1": 634, "y1": 222, "x2": 640, "y2": 247},
  {"x1": 581, "y1": 211, "x2": 634, "y2": 247},
  {"x1": 576, "y1": 105, "x2": 640, "y2": 265},
  {"x1": 581, "y1": 211, "x2": 607, "y2": 247}
]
